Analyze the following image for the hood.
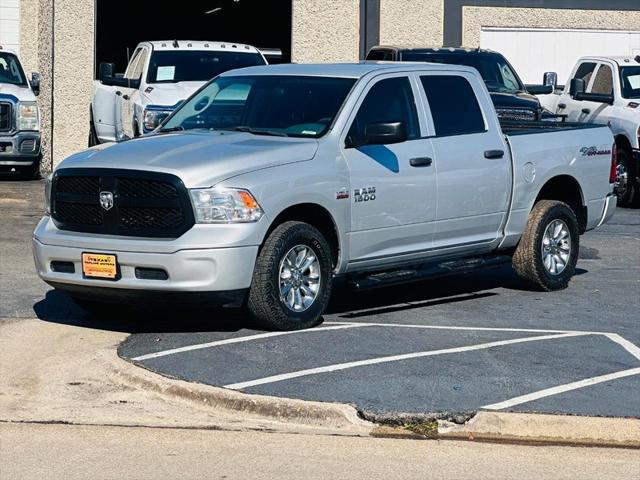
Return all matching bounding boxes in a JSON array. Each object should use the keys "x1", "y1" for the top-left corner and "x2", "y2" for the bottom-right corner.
[
  {"x1": 57, "y1": 131, "x2": 319, "y2": 188},
  {"x1": 143, "y1": 81, "x2": 205, "y2": 107},
  {"x1": 0, "y1": 83, "x2": 36, "y2": 102},
  {"x1": 490, "y1": 90, "x2": 541, "y2": 111}
]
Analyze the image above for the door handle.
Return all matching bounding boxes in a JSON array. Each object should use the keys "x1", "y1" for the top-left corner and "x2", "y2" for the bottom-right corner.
[
  {"x1": 557, "y1": 103, "x2": 566, "y2": 109},
  {"x1": 409, "y1": 157, "x2": 433, "y2": 167},
  {"x1": 581, "y1": 108, "x2": 591, "y2": 114},
  {"x1": 115, "y1": 91, "x2": 122, "y2": 96},
  {"x1": 484, "y1": 149, "x2": 504, "y2": 159},
  {"x1": 122, "y1": 94, "x2": 130, "y2": 100}
]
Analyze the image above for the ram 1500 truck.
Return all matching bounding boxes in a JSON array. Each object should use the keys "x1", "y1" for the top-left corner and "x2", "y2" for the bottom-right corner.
[
  {"x1": 90, "y1": 40, "x2": 266, "y2": 145},
  {"x1": 366, "y1": 46, "x2": 559, "y2": 122},
  {"x1": 538, "y1": 56, "x2": 640, "y2": 207},
  {"x1": 34, "y1": 63, "x2": 616, "y2": 331},
  {"x1": 0, "y1": 47, "x2": 42, "y2": 178}
]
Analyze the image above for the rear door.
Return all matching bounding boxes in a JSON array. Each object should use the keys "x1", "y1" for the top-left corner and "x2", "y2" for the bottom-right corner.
[
  {"x1": 342, "y1": 74, "x2": 437, "y2": 265},
  {"x1": 418, "y1": 72, "x2": 510, "y2": 249}
]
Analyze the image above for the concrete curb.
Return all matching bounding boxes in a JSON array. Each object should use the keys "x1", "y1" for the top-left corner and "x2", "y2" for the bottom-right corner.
[
  {"x1": 108, "y1": 355, "x2": 373, "y2": 434},
  {"x1": 437, "y1": 412, "x2": 640, "y2": 448}
]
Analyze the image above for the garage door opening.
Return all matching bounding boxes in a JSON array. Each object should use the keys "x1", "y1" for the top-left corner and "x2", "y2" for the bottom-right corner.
[{"x1": 95, "y1": 0, "x2": 292, "y2": 77}]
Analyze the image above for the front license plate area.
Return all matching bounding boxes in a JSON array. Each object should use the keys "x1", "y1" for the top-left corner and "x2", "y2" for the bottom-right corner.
[{"x1": 82, "y1": 253, "x2": 119, "y2": 280}]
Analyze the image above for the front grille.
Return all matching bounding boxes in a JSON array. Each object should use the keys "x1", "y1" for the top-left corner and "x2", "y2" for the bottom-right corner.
[
  {"x1": 0, "y1": 103, "x2": 12, "y2": 132},
  {"x1": 51, "y1": 169, "x2": 194, "y2": 238},
  {"x1": 496, "y1": 108, "x2": 537, "y2": 122}
]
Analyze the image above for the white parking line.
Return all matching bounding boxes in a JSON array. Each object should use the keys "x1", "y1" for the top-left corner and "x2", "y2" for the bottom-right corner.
[
  {"x1": 482, "y1": 367, "x2": 640, "y2": 411},
  {"x1": 131, "y1": 323, "x2": 369, "y2": 361},
  {"x1": 604, "y1": 333, "x2": 640, "y2": 361},
  {"x1": 224, "y1": 332, "x2": 587, "y2": 390}
]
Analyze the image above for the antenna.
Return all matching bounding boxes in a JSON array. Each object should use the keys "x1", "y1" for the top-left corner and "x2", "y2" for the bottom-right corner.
[{"x1": 126, "y1": 47, "x2": 130, "y2": 64}]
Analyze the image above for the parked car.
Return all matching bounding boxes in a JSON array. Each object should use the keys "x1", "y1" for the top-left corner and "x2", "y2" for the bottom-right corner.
[
  {"x1": 538, "y1": 56, "x2": 640, "y2": 207},
  {"x1": 90, "y1": 40, "x2": 267, "y2": 145},
  {"x1": 35, "y1": 63, "x2": 616, "y2": 330},
  {"x1": 366, "y1": 46, "x2": 559, "y2": 122},
  {"x1": 0, "y1": 46, "x2": 41, "y2": 178}
]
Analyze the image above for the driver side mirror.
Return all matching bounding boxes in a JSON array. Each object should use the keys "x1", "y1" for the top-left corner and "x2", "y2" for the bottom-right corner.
[
  {"x1": 99, "y1": 62, "x2": 116, "y2": 83},
  {"x1": 570, "y1": 77, "x2": 614, "y2": 105},
  {"x1": 347, "y1": 121, "x2": 407, "y2": 148},
  {"x1": 30, "y1": 72, "x2": 40, "y2": 96},
  {"x1": 569, "y1": 78, "x2": 585, "y2": 97},
  {"x1": 543, "y1": 72, "x2": 558, "y2": 88}
]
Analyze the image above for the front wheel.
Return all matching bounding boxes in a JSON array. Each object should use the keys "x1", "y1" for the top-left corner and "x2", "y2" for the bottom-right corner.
[
  {"x1": 512, "y1": 200, "x2": 580, "y2": 291},
  {"x1": 616, "y1": 148, "x2": 639, "y2": 208},
  {"x1": 247, "y1": 221, "x2": 333, "y2": 331}
]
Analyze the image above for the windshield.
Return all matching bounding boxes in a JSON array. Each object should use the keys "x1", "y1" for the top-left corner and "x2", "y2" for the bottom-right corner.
[
  {"x1": 0, "y1": 52, "x2": 27, "y2": 86},
  {"x1": 146, "y1": 50, "x2": 266, "y2": 84},
  {"x1": 162, "y1": 75, "x2": 356, "y2": 138},
  {"x1": 401, "y1": 52, "x2": 524, "y2": 93},
  {"x1": 620, "y1": 66, "x2": 640, "y2": 99}
]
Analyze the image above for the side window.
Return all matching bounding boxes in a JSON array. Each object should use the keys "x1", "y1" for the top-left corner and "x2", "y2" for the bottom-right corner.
[
  {"x1": 347, "y1": 77, "x2": 419, "y2": 144},
  {"x1": 589, "y1": 64, "x2": 613, "y2": 95},
  {"x1": 573, "y1": 62, "x2": 597, "y2": 86},
  {"x1": 124, "y1": 48, "x2": 142, "y2": 79},
  {"x1": 420, "y1": 75, "x2": 485, "y2": 137}
]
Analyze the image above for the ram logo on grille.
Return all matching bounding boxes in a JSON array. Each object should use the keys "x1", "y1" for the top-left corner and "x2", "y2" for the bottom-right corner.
[{"x1": 99, "y1": 191, "x2": 114, "y2": 211}]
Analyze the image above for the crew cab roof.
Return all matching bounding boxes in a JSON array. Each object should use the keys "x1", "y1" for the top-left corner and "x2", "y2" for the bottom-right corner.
[
  {"x1": 143, "y1": 40, "x2": 260, "y2": 53},
  {"x1": 371, "y1": 45, "x2": 496, "y2": 55},
  {"x1": 220, "y1": 61, "x2": 480, "y2": 79},
  {"x1": 577, "y1": 55, "x2": 640, "y2": 66}
]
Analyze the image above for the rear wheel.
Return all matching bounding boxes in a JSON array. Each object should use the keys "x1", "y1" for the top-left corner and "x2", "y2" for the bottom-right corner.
[
  {"x1": 512, "y1": 200, "x2": 579, "y2": 291},
  {"x1": 247, "y1": 221, "x2": 333, "y2": 331},
  {"x1": 616, "y1": 148, "x2": 639, "y2": 208}
]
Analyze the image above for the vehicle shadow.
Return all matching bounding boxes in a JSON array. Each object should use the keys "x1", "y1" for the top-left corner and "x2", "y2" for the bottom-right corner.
[{"x1": 33, "y1": 263, "x2": 588, "y2": 334}]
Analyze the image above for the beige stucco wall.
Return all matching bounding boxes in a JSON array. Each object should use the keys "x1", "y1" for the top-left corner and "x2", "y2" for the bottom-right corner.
[
  {"x1": 463, "y1": 6, "x2": 640, "y2": 47},
  {"x1": 51, "y1": 0, "x2": 94, "y2": 166},
  {"x1": 19, "y1": 0, "x2": 39, "y2": 74},
  {"x1": 379, "y1": 0, "x2": 443, "y2": 47},
  {"x1": 291, "y1": 0, "x2": 359, "y2": 62}
]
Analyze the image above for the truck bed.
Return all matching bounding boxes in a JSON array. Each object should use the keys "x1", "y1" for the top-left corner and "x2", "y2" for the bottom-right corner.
[{"x1": 499, "y1": 119, "x2": 606, "y2": 136}]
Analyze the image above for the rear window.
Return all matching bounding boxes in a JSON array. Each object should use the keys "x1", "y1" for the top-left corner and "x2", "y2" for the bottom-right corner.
[
  {"x1": 147, "y1": 50, "x2": 265, "y2": 83},
  {"x1": 420, "y1": 75, "x2": 486, "y2": 137}
]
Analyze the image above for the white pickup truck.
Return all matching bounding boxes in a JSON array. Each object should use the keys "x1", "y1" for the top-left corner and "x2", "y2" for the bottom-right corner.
[
  {"x1": 90, "y1": 40, "x2": 266, "y2": 146},
  {"x1": 540, "y1": 56, "x2": 640, "y2": 207},
  {"x1": 0, "y1": 47, "x2": 41, "y2": 178},
  {"x1": 35, "y1": 63, "x2": 617, "y2": 331}
]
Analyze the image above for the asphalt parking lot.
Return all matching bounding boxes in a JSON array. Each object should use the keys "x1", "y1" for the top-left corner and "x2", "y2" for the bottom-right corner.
[{"x1": 3, "y1": 176, "x2": 639, "y2": 422}]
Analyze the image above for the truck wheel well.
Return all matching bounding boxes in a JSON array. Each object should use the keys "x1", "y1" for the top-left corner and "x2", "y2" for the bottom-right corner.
[
  {"x1": 535, "y1": 175, "x2": 587, "y2": 234},
  {"x1": 266, "y1": 204, "x2": 340, "y2": 268},
  {"x1": 615, "y1": 134, "x2": 632, "y2": 155}
]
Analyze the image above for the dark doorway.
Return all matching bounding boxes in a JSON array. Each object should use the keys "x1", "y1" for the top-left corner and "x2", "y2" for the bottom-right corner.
[{"x1": 95, "y1": 0, "x2": 292, "y2": 77}]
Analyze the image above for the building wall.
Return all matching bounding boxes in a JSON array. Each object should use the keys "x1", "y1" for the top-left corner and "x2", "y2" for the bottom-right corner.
[
  {"x1": 291, "y1": 0, "x2": 360, "y2": 62},
  {"x1": 379, "y1": 0, "x2": 443, "y2": 46},
  {"x1": 462, "y1": 6, "x2": 640, "y2": 47},
  {"x1": 0, "y1": 0, "x2": 21, "y2": 53}
]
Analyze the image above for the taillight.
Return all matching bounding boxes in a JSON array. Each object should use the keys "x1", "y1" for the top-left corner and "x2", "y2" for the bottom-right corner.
[{"x1": 609, "y1": 143, "x2": 617, "y2": 184}]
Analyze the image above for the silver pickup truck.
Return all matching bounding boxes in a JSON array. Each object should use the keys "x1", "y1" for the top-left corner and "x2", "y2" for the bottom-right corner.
[{"x1": 33, "y1": 63, "x2": 617, "y2": 330}]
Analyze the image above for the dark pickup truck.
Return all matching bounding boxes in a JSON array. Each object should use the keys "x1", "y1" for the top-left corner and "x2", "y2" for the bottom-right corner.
[{"x1": 366, "y1": 46, "x2": 557, "y2": 122}]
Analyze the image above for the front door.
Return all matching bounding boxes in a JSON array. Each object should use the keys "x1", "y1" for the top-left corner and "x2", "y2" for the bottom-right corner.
[{"x1": 342, "y1": 75, "x2": 437, "y2": 265}]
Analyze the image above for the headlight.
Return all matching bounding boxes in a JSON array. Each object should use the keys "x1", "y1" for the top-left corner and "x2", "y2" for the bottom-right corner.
[
  {"x1": 143, "y1": 109, "x2": 172, "y2": 132},
  {"x1": 18, "y1": 101, "x2": 39, "y2": 131},
  {"x1": 189, "y1": 188, "x2": 264, "y2": 223},
  {"x1": 44, "y1": 174, "x2": 52, "y2": 215}
]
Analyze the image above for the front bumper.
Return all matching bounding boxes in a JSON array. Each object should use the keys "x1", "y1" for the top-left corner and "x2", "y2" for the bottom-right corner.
[
  {"x1": 597, "y1": 193, "x2": 617, "y2": 228},
  {"x1": 0, "y1": 131, "x2": 41, "y2": 165},
  {"x1": 33, "y1": 220, "x2": 259, "y2": 296}
]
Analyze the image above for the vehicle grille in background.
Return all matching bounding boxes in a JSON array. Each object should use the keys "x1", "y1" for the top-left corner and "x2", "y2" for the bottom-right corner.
[
  {"x1": 0, "y1": 103, "x2": 12, "y2": 132},
  {"x1": 51, "y1": 169, "x2": 194, "y2": 238},
  {"x1": 496, "y1": 108, "x2": 537, "y2": 122}
]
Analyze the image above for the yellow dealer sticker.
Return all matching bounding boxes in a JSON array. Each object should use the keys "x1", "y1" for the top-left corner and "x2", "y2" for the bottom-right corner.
[{"x1": 82, "y1": 253, "x2": 118, "y2": 279}]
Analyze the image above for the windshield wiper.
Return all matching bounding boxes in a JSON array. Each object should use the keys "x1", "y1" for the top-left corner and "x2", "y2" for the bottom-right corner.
[
  {"x1": 156, "y1": 126, "x2": 184, "y2": 134},
  {"x1": 228, "y1": 126, "x2": 289, "y2": 137}
]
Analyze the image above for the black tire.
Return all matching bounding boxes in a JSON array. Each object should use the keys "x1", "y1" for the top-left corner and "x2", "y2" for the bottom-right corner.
[
  {"x1": 19, "y1": 158, "x2": 41, "y2": 180},
  {"x1": 247, "y1": 221, "x2": 333, "y2": 331},
  {"x1": 88, "y1": 118, "x2": 99, "y2": 147},
  {"x1": 616, "y1": 148, "x2": 639, "y2": 208},
  {"x1": 512, "y1": 200, "x2": 580, "y2": 291}
]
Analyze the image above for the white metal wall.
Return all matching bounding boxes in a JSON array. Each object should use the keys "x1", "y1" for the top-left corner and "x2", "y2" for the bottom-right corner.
[
  {"x1": 481, "y1": 27, "x2": 640, "y2": 85},
  {"x1": 0, "y1": 0, "x2": 20, "y2": 54}
]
